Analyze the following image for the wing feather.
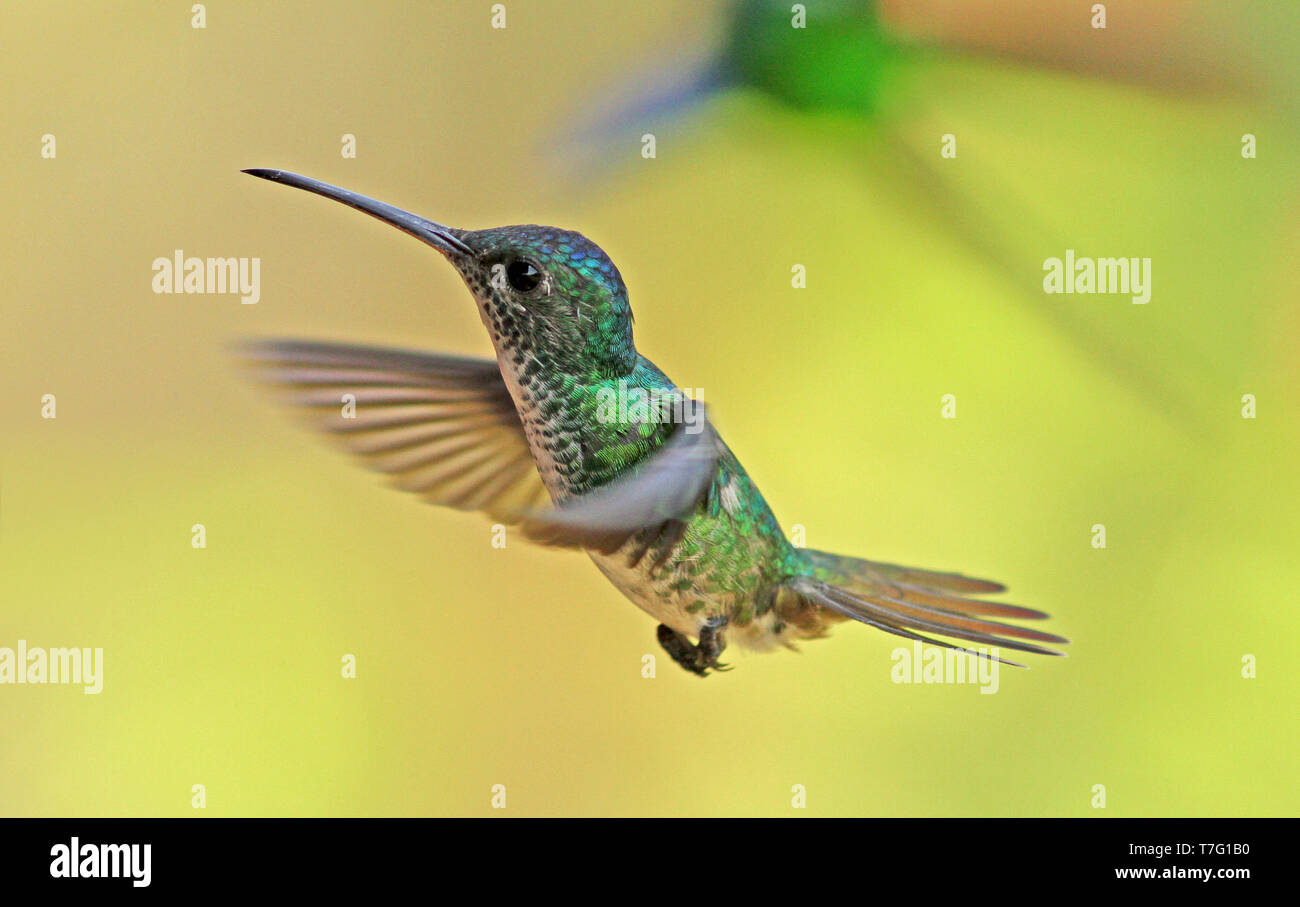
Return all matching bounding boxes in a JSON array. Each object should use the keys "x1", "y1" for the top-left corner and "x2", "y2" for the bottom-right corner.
[
  {"x1": 521, "y1": 410, "x2": 722, "y2": 553},
  {"x1": 238, "y1": 338, "x2": 546, "y2": 521}
]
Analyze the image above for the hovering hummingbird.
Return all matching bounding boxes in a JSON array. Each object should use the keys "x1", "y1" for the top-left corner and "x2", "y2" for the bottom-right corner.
[{"x1": 239, "y1": 169, "x2": 1067, "y2": 675}]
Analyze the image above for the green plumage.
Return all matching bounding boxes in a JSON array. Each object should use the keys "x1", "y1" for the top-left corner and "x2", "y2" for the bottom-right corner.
[{"x1": 240, "y1": 168, "x2": 1068, "y2": 675}]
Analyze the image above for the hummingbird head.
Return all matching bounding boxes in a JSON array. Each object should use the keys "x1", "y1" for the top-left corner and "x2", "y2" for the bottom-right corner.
[
  {"x1": 242, "y1": 169, "x2": 636, "y2": 380},
  {"x1": 450, "y1": 224, "x2": 636, "y2": 379}
]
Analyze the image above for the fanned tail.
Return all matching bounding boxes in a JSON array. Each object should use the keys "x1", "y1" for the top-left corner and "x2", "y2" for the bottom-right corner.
[{"x1": 787, "y1": 549, "x2": 1069, "y2": 667}]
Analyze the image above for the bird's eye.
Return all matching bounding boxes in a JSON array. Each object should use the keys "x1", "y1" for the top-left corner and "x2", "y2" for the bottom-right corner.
[{"x1": 506, "y1": 259, "x2": 541, "y2": 293}]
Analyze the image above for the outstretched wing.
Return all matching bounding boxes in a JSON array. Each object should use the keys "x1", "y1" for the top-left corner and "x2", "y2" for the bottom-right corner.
[
  {"x1": 238, "y1": 338, "x2": 548, "y2": 520},
  {"x1": 238, "y1": 339, "x2": 724, "y2": 549}
]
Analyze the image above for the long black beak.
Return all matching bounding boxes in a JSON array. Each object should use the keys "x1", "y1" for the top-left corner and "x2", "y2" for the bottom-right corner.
[{"x1": 241, "y1": 169, "x2": 474, "y2": 258}]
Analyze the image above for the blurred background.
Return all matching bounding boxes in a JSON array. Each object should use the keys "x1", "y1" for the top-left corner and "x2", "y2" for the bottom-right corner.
[{"x1": 2, "y1": 0, "x2": 1297, "y2": 817}]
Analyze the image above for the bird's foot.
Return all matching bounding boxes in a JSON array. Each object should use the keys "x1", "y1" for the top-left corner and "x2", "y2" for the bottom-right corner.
[{"x1": 657, "y1": 617, "x2": 731, "y2": 677}]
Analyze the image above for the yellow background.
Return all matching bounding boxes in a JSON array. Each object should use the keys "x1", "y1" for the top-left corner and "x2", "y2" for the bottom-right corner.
[{"x1": 2, "y1": 1, "x2": 1297, "y2": 816}]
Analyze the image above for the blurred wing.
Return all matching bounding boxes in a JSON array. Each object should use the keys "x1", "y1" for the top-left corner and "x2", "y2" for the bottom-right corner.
[
  {"x1": 522, "y1": 412, "x2": 723, "y2": 553},
  {"x1": 548, "y1": 52, "x2": 727, "y2": 185},
  {"x1": 238, "y1": 338, "x2": 548, "y2": 520}
]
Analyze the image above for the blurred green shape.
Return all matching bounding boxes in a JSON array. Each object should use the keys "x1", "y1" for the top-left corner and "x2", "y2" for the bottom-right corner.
[
  {"x1": 557, "y1": 0, "x2": 1298, "y2": 434},
  {"x1": 724, "y1": 0, "x2": 903, "y2": 115}
]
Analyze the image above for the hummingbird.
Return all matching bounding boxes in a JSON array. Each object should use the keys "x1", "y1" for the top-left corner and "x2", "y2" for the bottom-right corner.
[{"x1": 239, "y1": 169, "x2": 1067, "y2": 676}]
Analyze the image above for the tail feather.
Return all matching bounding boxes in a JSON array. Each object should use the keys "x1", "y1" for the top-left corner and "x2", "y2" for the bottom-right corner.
[
  {"x1": 810, "y1": 550, "x2": 1009, "y2": 596},
  {"x1": 793, "y1": 579, "x2": 1029, "y2": 668},
  {"x1": 793, "y1": 549, "x2": 1068, "y2": 665},
  {"x1": 864, "y1": 592, "x2": 1068, "y2": 646},
  {"x1": 877, "y1": 581, "x2": 1049, "y2": 621}
]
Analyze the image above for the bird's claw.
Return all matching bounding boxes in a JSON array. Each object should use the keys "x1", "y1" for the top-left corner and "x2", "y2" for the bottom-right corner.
[{"x1": 657, "y1": 618, "x2": 730, "y2": 677}]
